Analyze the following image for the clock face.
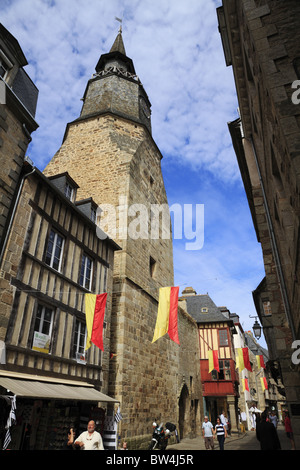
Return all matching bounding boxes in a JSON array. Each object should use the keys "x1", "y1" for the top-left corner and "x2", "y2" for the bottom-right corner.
[{"x1": 140, "y1": 96, "x2": 151, "y2": 119}]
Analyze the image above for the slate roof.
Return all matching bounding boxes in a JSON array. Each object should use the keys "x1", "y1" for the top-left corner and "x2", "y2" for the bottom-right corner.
[{"x1": 183, "y1": 293, "x2": 232, "y2": 324}]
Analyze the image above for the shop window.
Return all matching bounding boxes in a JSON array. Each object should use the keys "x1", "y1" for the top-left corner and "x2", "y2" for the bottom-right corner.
[
  {"x1": 45, "y1": 229, "x2": 64, "y2": 271},
  {"x1": 79, "y1": 253, "x2": 93, "y2": 290}
]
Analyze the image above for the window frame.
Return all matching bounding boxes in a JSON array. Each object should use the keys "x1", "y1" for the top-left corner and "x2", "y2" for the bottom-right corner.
[
  {"x1": 211, "y1": 360, "x2": 231, "y2": 381},
  {"x1": 45, "y1": 228, "x2": 65, "y2": 272},
  {"x1": 72, "y1": 318, "x2": 87, "y2": 361},
  {"x1": 218, "y1": 328, "x2": 229, "y2": 347},
  {"x1": 79, "y1": 253, "x2": 94, "y2": 290}
]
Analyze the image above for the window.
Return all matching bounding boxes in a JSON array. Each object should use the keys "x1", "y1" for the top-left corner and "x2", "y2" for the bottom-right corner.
[
  {"x1": 0, "y1": 59, "x2": 8, "y2": 78},
  {"x1": 0, "y1": 50, "x2": 13, "y2": 80},
  {"x1": 72, "y1": 319, "x2": 87, "y2": 361},
  {"x1": 218, "y1": 329, "x2": 229, "y2": 347},
  {"x1": 79, "y1": 254, "x2": 93, "y2": 290},
  {"x1": 91, "y1": 206, "x2": 97, "y2": 223},
  {"x1": 32, "y1": 304, "x2": 54, "y2": 353},
  {"x1": 201, "y1": 307, "x2": 208, "y2": 313},
  {"x1": 211, "y1": 360, "x2": 231, "y2": 381},
  {"x1": 64, "y1": 181, "x2": 74, "y2": 201},
  {"x1": 45, "y1": 229, "x2": 64, "y2": 271},
  {"x1": 263, "y1": 300, "x2": 272, "y2": 316},
  {"x1": 150, "y1": 256, "x2": 156, "y2": 278},
  {"x1": 34, "y1": 304, "x2": 54, "y2": 335}
]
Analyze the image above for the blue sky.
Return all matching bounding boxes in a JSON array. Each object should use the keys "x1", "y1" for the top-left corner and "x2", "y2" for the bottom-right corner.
[{"x1": 2, "y1": 0, "x2": 266, "y2": 345}]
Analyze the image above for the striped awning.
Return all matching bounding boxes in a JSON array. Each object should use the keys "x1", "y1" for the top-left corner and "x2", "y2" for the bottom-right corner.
[{"x1": 0, "y1": 376, "x2": 119, "y2": 403}]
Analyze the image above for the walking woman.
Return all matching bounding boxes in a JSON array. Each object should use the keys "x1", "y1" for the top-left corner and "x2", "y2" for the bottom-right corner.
[{"x1": 214, "y1": 417, "x2": 227, "y2": 450}]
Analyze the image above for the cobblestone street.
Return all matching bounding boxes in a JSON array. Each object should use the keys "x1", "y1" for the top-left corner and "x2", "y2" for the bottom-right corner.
[{"x1": 167, "y1": 425, "x2": 294, "y2": 451}]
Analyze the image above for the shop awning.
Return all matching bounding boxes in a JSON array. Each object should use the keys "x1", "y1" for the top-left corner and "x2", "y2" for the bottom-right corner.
[{"x1": 0, "y1": 376, "x2": 119, "y2": 403}]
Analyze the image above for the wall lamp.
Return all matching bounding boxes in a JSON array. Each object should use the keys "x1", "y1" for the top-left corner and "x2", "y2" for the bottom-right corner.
[{"x1": 249, "y1": 315, "x2": 273, "y2": 340}]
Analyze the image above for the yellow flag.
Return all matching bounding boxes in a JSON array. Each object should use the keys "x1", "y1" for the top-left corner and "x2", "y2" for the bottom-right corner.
[{"x1": 236, "y1": 348, "x2": 244, "y2": 370}]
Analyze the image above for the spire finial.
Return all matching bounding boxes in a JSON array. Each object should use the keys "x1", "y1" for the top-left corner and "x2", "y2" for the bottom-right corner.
[{"x1": 115, "y1": 16, "x2": 123, "y2": 34}]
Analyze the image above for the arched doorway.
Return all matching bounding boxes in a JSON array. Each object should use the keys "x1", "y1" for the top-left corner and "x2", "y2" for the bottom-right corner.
[{"x1": 178, "y1": 384, "x2": 189, "y2": 440}]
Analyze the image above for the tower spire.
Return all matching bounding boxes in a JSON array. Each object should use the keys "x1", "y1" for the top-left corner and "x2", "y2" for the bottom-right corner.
[{"x1": 110, "y1": 17, "x2": 126, "y2": 55}]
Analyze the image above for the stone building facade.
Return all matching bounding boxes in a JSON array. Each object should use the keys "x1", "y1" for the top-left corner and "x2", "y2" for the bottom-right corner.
[
  {"x1": 43, "y1": 30, "x2": 203, "y2": 445},
  {"x1": 0, "y1": 23, "x2": 38, "y2": 250},
  {"x1": 217, "y1": 0, "x2": 300, "y2": 446}
]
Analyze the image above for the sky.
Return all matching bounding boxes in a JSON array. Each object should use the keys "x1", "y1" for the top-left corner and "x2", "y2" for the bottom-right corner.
[{"x1": 2, "y1": 0, "x2": 266, "y2": 347}]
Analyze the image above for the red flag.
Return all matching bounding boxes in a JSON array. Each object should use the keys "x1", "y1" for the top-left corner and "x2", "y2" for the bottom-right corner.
[
  {"x1": 243, "y1": 378, "x2": 249, "y2": 392},
  {"x1": 242, "y1": 347, "x2": 252, "y2": 372},
  {"x1": 167, "y1": 286, "x2": 180, "y2": 344}
]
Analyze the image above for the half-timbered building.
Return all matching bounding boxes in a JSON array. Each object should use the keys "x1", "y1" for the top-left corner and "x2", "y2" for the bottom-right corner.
[
  {"x1": 0, "y1": 161, "x2": 120, "y2": 449},
  {"x1": 180, "y1": 288, "x2": 239, "y2": 431}
]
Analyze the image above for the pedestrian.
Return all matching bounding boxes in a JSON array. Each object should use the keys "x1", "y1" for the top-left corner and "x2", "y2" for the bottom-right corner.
[
  {"x1": 256, "y1": 411, "x2": 281, "y2": 450},
  {"x1": 120, "y1": 440, "x2": 128, "y2": 450},
  {"x1": 202, "y1": 416, "x2": 215, "y2": 450},
  {"x1": 269, "y1": 411, "x2": 278, "y2": 428},
  {"x1": 74, "y1": 420, "x2": 104, "y2": 450},
  {"x1": 240, "y1": 411, "x2": 247, "y2": 432},
  {"x1": 214, "y1": 417, "x2": 227, "y2": 450},
  {"x1": 63, "y1": 427, "x2": 75, "y2": 450},
  {"x1": 220, "y1": 410, "x2": 229, "y2": 435},
  {"x1": 283, "y1": 411, "x2": 295, "y2": 450}
]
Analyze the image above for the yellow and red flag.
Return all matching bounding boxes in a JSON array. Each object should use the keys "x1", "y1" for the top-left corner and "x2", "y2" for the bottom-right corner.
[
  {"x1": 260, "y1": 377, "x2": 268, "y2": 391},
  {"x1": 256, "y1": 354, "x2": 266, "y2": 369},
  {"x1": 152, "y1": 286, "x2": 180, "y2": 345},
  {"x1": 208, "y1": 350, "x2": 219, "y2": 373},
  {"x1": 236, "y1": 348, "x2": 252, "y2": 372},
  {"x1": 242, "y1": 378, "x2": 249, "y2": 392},
  {"x1": 85, "y1": 293, "x2": 107, "y2": 351}
]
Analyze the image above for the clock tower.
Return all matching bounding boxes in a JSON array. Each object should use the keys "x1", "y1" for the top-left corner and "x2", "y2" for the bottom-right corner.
[
  {"x1": 80, "y1": 28, "x2": 152, "y2": 133},
  {"x1": 44, "y1": 29, "x2": 176, "y2": 442}
]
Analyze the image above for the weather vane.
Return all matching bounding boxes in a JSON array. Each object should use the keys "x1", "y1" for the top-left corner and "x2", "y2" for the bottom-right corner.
[{"x1": 115, "y1": 16, "x2": 123, "y2": 33}]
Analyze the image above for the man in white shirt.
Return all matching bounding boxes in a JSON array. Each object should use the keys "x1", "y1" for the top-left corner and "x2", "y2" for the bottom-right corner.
[
  {"x1": 202, "y1": 416, "x2": 214, "y2": 450},
  {"x1": 74, "y1": 420, "x2": 104, "y2": 450}
]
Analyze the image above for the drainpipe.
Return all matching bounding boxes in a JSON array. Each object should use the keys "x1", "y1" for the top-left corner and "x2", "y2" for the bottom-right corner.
[
  {"x1": 0, "y1": 162, "x2": 35, "y2": 269},
  {"x1": 250, "y1": 137, "x2": 296, "y2": 341}
]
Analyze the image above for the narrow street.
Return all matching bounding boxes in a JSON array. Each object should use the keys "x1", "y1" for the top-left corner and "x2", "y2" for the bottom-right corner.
[{"x1": 168, "y1": 425, "x2": 294, "y2": 451}]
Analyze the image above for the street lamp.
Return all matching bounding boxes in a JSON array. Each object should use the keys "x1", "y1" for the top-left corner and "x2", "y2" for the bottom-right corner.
[
  {"x1": 252, "y1": 319, "x2": 262, "y2": 340},
  {"x1": 249, "y1": 315, "x2": 262, "y2": 340}
]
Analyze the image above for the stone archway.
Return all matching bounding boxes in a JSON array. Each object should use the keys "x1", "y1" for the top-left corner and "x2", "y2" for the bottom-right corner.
[{"x1": 178, "y1": 384, "x2": 189, "y2": 440}]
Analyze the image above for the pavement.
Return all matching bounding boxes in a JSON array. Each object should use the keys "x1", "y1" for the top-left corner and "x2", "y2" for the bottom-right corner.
[{"x1": 167, "y1": 424, "x2": 295, "y2": 451}]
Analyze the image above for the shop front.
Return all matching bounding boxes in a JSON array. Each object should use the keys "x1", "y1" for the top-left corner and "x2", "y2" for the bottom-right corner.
[{"x1": 0, "y1": 373, "x2": 119, "y2": 450}]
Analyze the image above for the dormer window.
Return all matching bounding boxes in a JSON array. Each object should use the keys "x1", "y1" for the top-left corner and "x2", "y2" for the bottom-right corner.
[
  {"x1": 0, "y1": 49, "x2": 13, "y2": 81},
  {"x1": 75, "y1": 198, "x2": 99, "y2": 223}
]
